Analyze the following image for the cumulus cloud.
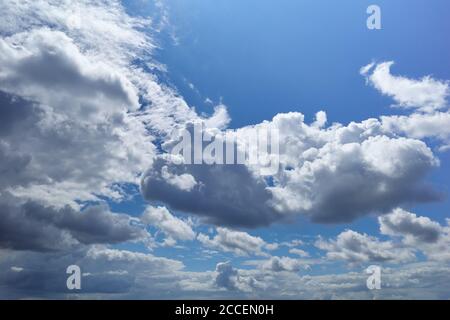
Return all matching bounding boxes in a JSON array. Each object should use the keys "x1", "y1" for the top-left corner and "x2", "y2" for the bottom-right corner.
[
  {"x1": 0, "y1": 88, "x2": 155, "y2": 207},
  {"x1": 379, "y1": 209, "x2": 450, "y2": 262},
  {"x1": 1, "y1": 0, "x2": 449, "y2": 300},
  {"x1": 215, "y1": 261, "x2": 255, "y2": 292},
  {"x1": 141, "y1": 155, "x2": 280, "y2": 228},
  {"x1": 379, "y1": 208, "x2": 442, "y2": 244},
  {"x1": 0, "y1": 28, "x2": 139, "y2": 119},
  {"x1": 198, "y1": 228, "x2": 268, "y2": 257},
  {"x1": 289, "y1": 248, "x2": 310, "y2": 257},
  {"x1": 0, "y1": 246, "x2": 185, "y2": 298},
  {"x1": 0, "y1": 2, "x2": 158, "y2": 208},
  {"x1": 141, "y1": 206, "x2": 196, "y2": 243},
  {"x1": 263, "y1": 114, "x2": 441, "y2": 224},
  {"x1": 315, "y1": 230, "x2": 415, "y2": 265},
  {"x1": 0, "y1": 193, "x2": 148, "y2": 252},
  {"x1": 260, "y1": 256, "x2": 310, "y2": 272},
  {"x1": 204, "y1": 104, "x2": 231, "y2": 130},
  {"x1": 381, "y1": 112, "x2": 450, "y2": 151},
  {"x1": 143, "y1": 112, "x2": 441, "y2": 227},
  {"x1": 361, "y1": 61, "x2": 449, "y2": 112}
]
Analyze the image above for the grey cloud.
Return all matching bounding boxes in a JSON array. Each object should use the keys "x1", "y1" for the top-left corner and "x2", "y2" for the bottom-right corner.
[
  {"x1": 141, "y1": 206, "x2": 196, "y2": 243},
  {"x1": 215, "y1": 261, "x2": 255, "y2": 292},
  {"x1": 0, "y1": 246, "x2": 184, "y2": 298},
  {"x1": 0, "y1": 28, "x2": 139, "y2": 118},
  {"x1": 271, "y1": 133, "x2": 442, "y2": 224},
  {"x1": 0, "y1": 193, "x2": 147, "y2": 252},
  {"x1": 379, "y1": 208, "x2": 443, "y2": 243},
  {"x1": 260, "y1": 256, "x2": 309, "y2": 272},
  {"x1": 143, "y1": 113, "x2": 442, "y2": 228},
  {"x1": 315, "y1": 230, "x2": 415, "y2": 264},
  {"x1": 197, "y1": 228, "x2": 268, "y2": 256},
  {"x1": 141, "y1": 156, "x2": 281, "y2": 228}
]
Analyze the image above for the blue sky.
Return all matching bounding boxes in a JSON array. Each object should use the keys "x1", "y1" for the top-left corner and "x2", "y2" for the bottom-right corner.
[
  {"x1": 151, "y1": 0, "x2": 450, "y2": 127},
  {"x1": 120, "y1": 0, "x2": 450, "y2": 271},
  {"x1": 1, "y1": 0, "x2": 449, "y2": 299}
]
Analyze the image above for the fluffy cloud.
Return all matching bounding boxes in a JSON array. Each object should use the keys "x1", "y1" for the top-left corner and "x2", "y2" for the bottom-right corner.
[
  {"x1": 0, "y1": 246, "x2": 185, "y2": 299},
  {"x1": 361, "y1": 61, "x2": 449, "y2": 112},
  {"x1": 263, "y1": 114, "x2": 441, "y2": 223},
  {"x1": 0, "y1": 2, "x2": 159, "y2": 208},
  {"x1": 0, "y1": 88, "x2": 155, "y2": 207},
  {"x1": 143, "y1": 112, "x2": 441, "y2": 227},
  {"x1": 1, "y1": 246, "x2": 449, "y2": 299},
  {"x1": 260, "y1": 256, "x2": 310, "y2": 272},
  {"x1": 198, "y1": 228, "x2": 269, "y2": 257},
  {"x1": 315, "y1": 209, "x2": 450, "y2": 266},
  {"x1": 315, "y1": 230, "x2": 415, "y2": 265},
  {"x1": 1, "y1": 0, "x2": 449, "y2": 300},
  {"x1": 379, "y1": 209, "x2": 450, "y2": 262},
  {"x1": 289, "y1": 248, "x2": 310, "y2": 257},
  {"x1": 0, "y1": 28, "x2": 139, "y2": 120},
  {"x1": 215, "y1": 261, "x2": 255, "y2": 292},
  {"x1": 141, "y1": 206, "x2": 196, "y2": 243},
  {"x1": 0, "y1": 193, "x2": 148, "y2": 252},
  {"x1": 381, "y1": 112, "x2": 450, "y2": 151},
  {"x1": 379, "y1": 208, "x2": 443, "y2": 244},
  {"x1": 141, "y1": 155, "x2": 280, "y2": 228}
]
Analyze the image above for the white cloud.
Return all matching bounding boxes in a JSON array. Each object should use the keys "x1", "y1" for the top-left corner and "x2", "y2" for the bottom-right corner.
[
  {"x1": 204, "y1": 104, "x2": 231, "y2": 130},
  {"x1": 381, "y1": 112, "x2": 450, "y2": 150},
  {"x1": 0, "y1": 0, "x2": 449, "y2": 301},
  {"x1": 141, "y1": 206, "x2": 196, "y2": 243},
  {"x1": 198, "y1": 228, "x2": 268, "y2": 257},
  {"x1": 260, "y1": 256, "x2": 310, "y2": 272},
  {"x1": 0, "y1": 28, "x2": 139, "y2": 120},
  {"x1": 379, "y1": 208, "x2": 443, "y2": 244},
  {"x1": 141, "y1": 155, "x2": 279, "y2": 228},
  {"x1": 263, "y1": 114, "x2": 440, "y2": 223},
  {"x1": 215, "y1": 261, "x2": 256, "y2": 292},
  {"x1": 315, "y1": 230, "x2": 415, "y2": 265},
  {"x1": 361, "y1": 61, "x2": 449, "y2": 112},
  {"x1": 10, "y1": 267, "x2": 24, "y2": 272},
  {"x1": 289, "y1": 248, "x2": 310, "y2": 257},
  {"x1": 0, "y1": 192, "x2": 149, "y2": 252},
  {"x1": 379, "y1": 209, "x2": 450, "y2": 262},
  {"x1": 161, "y1": 165, "x2": 198, "y2": 192},
  {"x1": 143, "y1": 111, "x2": 441, "y2": 227}
]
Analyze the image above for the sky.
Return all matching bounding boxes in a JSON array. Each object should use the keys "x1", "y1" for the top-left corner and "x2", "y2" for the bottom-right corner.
[{"x1": 0, "y1": 0, "x2": 449, "y2": 299}]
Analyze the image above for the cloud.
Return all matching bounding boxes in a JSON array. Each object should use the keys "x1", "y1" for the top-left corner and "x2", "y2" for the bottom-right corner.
[
  {"x1": 143, "y1": 113, "x2": 441, "y2": 227},
  {"x1": 0, "y1": 0, "x2": 449, "y2": 300},
  {"x1": 260, "y1": 256, "x2": 310, "y2": 272},
  {"x1": 0, "y1": 28, "x2": 139, "y2": 120},
  {"x1": 361, "y1": 61, "x2": 449, "y2": 112},
  {"x1": 215, "y1": 261, "x2": 255, "y2": 292},
  {"x1": 0, "y1": 0, "x2": 212, "y2": 210},
  {"x1": 381, "y1": 112, "x2": 450, "y2": 150},
  {"x1": 315, "y1": 230, "x2": 415, "y2": 265},
  {"x1": 379, "y1": 209, "x2": 450, "y2": 262},
  {"x1": 0, "y1": 193, "x2": 148, "y2": 252},
  {"x1": 198, "y1": 228, "x2": 268, "y2": 257},
  {"x1": 204, "y1": 105, "x2": 231, "y2": 130},
  {"x1": 379, "y1": 208, "x2": 443, "y2": 244},
  {"x1": 0, "y1": 246, "x2": 185, "y2": 298},
  {"x1": 263, "y1": 114, "x2": 441, "y2": 223},
  {"x1": 141, "y1": 206, "x2": 196, "y2": 243},
  {"x1": 141, "y1": 155, "x2": 280, "y2": 228},
  {"x1": 289, "y1": 248, "x2": 310, "y2": 257}
]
